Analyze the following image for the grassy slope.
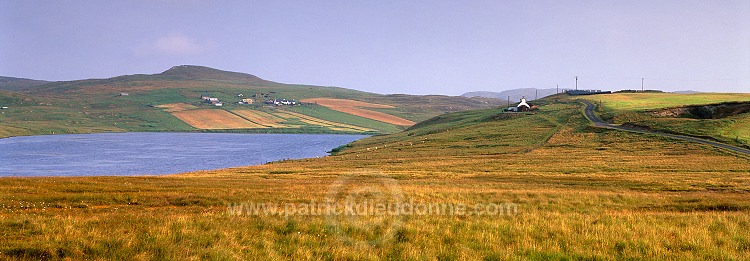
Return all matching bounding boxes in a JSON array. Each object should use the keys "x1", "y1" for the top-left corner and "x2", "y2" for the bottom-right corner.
[
  {"x1": 0, "y1": 67, "x2": 502, "y2": 138},
  {"x1": 577, "y1": 92, "x2": 750, "y2": 146},
  {"x1": 2, "y1": 98, "x2": 748, "y2": 259},
  {"x1": 0, "y1": 76, "x2": 49, "y2": 92},
  {"x1": 580, "y1": 92, "x2": 750, "y2": 111}
]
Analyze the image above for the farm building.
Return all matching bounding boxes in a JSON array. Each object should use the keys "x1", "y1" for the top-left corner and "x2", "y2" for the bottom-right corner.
[
  {"x1": 201, "y1": 95, "x2": 223, "y2": 105},
  {"x1": 517, "y1": 97, "x2": 531, "y2": 112},
  {"x1": 280, "y1": 99, "x2": 296, "y2": 105},
  {"x1": 566, "y1": 90, "x2": 611, "y2": 96},
  {"x1": 265, "y1": 99, "x2": 297, "y2": 106},
  {"x1": 506, "y1": 97, "x2": 535, "y2": 112}
]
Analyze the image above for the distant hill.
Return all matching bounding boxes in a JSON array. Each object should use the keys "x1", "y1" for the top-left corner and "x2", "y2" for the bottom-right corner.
[
  {"x1": 0, "y1": 76, "x2": 50, "y2": 92},
  {"x1": 462, "y1": 88, "x2": 560, "y2": 104},
  {"x1": 672, "y1": 90, "x2": 702, "y2": 94},
  {"x1": 0, "y1": 65, "x2": 503, "y2": 138},
  {"x1": 24, "y1": 65, "x2": 282, "y2": 95},
  {"x1": 156, "y1": 65, "x2": 272, "y2": 84}
]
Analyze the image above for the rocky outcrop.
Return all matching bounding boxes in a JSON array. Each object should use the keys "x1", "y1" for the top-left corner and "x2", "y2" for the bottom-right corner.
[{"x1": 650, "y1": 101, "x2": 750, "y2": 119}]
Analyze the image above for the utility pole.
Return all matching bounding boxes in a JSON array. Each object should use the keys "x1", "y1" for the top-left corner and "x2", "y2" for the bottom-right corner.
[
  {"x1": 556, "y1": 84, "x2": 559, "y2": 94},
  {"x1": 575, "y1": 76, "x2": 578, "y2": 90},
  {"x1": 507, "y1": 96, "x2": 510, "y2": 108},
  {"x1": 535, "y1": 89, "x2": 538, "y2": 100},
  {"x1": 641, "y1": 78, "x2": 644, "y2": 92}
]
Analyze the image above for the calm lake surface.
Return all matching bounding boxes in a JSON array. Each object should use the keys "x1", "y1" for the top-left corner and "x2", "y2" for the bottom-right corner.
[{"x1": 0, "y1": 132, "x2": 367, "y2": 177}]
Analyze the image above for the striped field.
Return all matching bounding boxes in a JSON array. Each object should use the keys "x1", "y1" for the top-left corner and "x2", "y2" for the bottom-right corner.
[{"x1": 171, "y1": 109, "x2": 266, "y2": 129}]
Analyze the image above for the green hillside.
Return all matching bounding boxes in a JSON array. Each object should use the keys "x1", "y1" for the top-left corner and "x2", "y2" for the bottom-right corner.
[
  {"x1": 0, "y1": 66, "x2": 502, "y2": 138},
  {"x1": 576, "y1": 92, "x2": 750, "y2": 147},
  {"x1": 0, "y1": 76, "x2": 49, "y2": 92}
]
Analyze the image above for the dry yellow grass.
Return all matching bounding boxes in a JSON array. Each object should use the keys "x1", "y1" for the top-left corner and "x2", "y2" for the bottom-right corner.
[
  {"x1": 171, "y1": 109, "x2": 266, "y2": 129},
  {"x1": 155, "y1": 103, "x2": 197, "y2": 112},
  {"x1": 2, "y1": 102, "x2": 748, "y2": 259}
]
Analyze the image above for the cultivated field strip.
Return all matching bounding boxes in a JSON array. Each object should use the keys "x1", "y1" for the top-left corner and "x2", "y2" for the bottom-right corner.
[
  {"x1": 275, "y1": 110, "x2": 374, "y2": 132},
  {"x1": 171, "y1": 109, "x2": 266, "y2": 129},
  {"x1": 161, "y1": 104, "x2": 378, "y2": 132},
  {"x1": 302, "y1": 98, "x2": 416, "y2": 126},
  {"x1": 231, "y1": 109, "x2": 287, "y2": 128}
]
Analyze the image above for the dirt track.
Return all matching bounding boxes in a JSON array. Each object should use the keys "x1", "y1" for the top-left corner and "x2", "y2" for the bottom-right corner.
[{"x1": 583, "y1": 101, "x2": 750, "y2": 156}]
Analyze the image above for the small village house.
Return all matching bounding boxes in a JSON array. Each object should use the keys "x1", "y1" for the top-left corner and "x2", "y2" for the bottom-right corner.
[
  {"x1": 265, "y1": 98, "x2": 297, "y2": 106},
  {"x1": 517, "y1": 97, "x2": 531, "y2": 112},
  {"x1": 506, "y1": 97, "x2": 534, "y2": 112}
]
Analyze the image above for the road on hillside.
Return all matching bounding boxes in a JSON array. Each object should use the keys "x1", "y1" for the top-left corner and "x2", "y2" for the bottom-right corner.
[{"x1": 582, "y1": 101, "x2": 750, "y2": 156}]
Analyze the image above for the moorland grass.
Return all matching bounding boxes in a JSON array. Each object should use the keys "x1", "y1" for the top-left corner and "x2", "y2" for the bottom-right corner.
[{"x1": 1, "y1": 102, "x2": 749, "y2": 259}]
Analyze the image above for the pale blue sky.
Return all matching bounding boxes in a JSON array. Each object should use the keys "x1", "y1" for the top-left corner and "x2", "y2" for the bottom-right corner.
[{"x1": 1, "y1": 0, "x2": 748, "y2": 95}]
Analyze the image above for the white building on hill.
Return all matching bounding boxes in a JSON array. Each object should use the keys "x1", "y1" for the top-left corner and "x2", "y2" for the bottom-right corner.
[{"x1": 517, "y1": 97, "x2": 530, "y2": 111}]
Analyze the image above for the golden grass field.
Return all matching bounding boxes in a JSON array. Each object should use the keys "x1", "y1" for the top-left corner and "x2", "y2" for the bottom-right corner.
[
  {"x1": 1, "y1": 100, "x2": 748, "y2": 260},
  {"x1": 302, "y1": 98, "x2": 416, "y2": 126}
]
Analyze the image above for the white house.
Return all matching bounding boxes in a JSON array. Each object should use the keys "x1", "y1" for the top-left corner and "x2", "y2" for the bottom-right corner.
[{"x1": 517, "y1": 97, "x2": 531, "y2": 112}]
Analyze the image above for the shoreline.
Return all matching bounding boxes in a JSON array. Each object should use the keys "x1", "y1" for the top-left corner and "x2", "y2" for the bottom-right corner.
[{"x1": 0, "y1": 128, "x2": 379, "y2": 140}]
